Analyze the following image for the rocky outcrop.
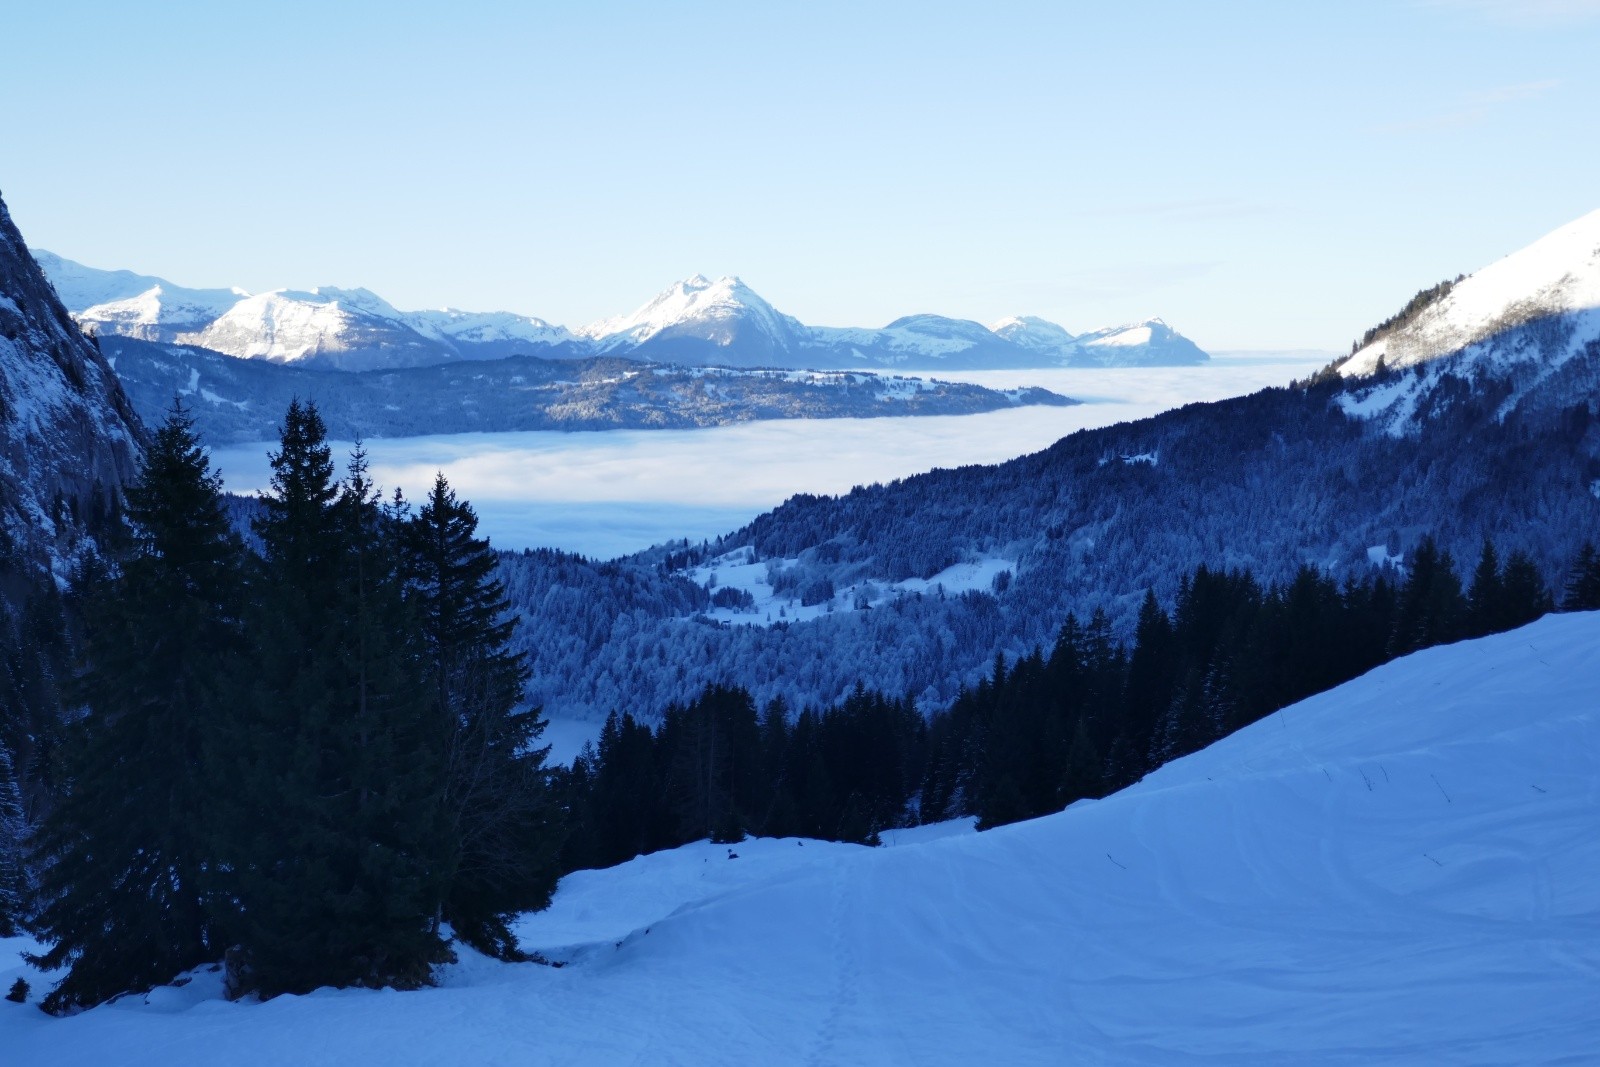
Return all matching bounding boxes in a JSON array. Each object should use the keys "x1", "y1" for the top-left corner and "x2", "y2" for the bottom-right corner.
[{"x1": 0, "y1": 191, "x2": 145, "y2": 598}]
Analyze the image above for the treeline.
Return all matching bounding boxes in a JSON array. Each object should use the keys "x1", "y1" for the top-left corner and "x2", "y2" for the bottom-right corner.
[
  {"x1": 932, "y1": 539, "x2": 1574, "y2": 831},
  {"x1": 557, "y1": 538, "x2": 1597, "y2": 858},
  {"x1": 558, "y1": 684, "x2": 925, "y2": 870},
  {"x1": 18, "y1": 400, "x2": 562, "y2": 1013},
  {"x1": 1347, "y1": 274, "x2": 1465, "y2": 355}
]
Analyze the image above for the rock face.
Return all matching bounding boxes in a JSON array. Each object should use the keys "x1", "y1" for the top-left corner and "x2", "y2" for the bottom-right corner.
[{"x1": 0, "y1": 192, "x2": 144, "y2": 596}]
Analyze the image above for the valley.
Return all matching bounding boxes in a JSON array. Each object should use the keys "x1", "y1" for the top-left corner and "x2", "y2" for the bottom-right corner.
[
  {"x1": 206, "y1": 353, "x2": 1326, "y2": 557},
  {"x1": 4, "y1": 4, "x2": 1598, "y2": 1057}
]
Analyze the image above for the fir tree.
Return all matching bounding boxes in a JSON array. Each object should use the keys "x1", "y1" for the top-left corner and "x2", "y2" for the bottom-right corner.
[
  {"x1": 1466, "y1": 541, "x2": 1504, "y2": 639},
  {"x1": 1391, "y1": 537, "x2": 1465, "y2": 655},
  {"x1": 217, "y1": 406, "x2": 451, "y2": 998},
  {"x1": 405, "y1": 473, "x2": 562, "y2": 959},
  {"x1": 27, "y1": 401, "x2": 246, "y2": 1013},
  {"x1": 1561, "y1": 543, "x2": 1600, "y2": 612},
  {"x1": 1497, "y1": 550, "x2": 1551, "y2": 630}
]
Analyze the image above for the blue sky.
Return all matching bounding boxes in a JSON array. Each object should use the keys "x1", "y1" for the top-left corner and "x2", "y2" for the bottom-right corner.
[{"x1": 3, "y1": 0, "x2": 1596, "y2": 349}]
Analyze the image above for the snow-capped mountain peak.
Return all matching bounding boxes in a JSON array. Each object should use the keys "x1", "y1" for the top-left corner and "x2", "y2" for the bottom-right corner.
[
  {"x1": 1341, "y1": 208, "x2": 1600, "y2": 378},
  {"x1": 990, "y1": 315, "x2": 1077, "y2": 352},
  {"x1": 1073, "y1": 317, "x2": 1206, "y2": 366},
  {"x1": 578, "y1": 274, "x2": 798, "y2": 350}
]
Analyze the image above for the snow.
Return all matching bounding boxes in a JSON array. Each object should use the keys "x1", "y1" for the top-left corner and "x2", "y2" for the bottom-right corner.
[
  {"x1": 578, "y1": 274, "x2": 801, "y2": 350},
  {"x1": 5, "y1": 611, "x2": 1599, "y2": 1063},
  {"x1": 78, "y1": 284, "x2": 247, "y2": 338},
  {"x1": 34, "y1": 250, "x2": 247, "y2": 312},
  {"x1": 990, "y1": 314, "x2": 1076, "y2": 351},
  {"x1": 404, "y1": 308, "x2": 573, "y2": 346},
  {"x1": 191, "y1": 288, "x2": 391, "y2": 362},
  {"x1": 1366, "y1": 544, "x2": 1403, "y2": 569},
  {"x1": 38, "y1": 253, "x2": 1213, "y2": 371},
  {"x1": 539, "y1": 715, "x2": 604, "y2": 767},
  {"x1": 1342, "y1": 208, "x2": 1600, "y2": 377},
  {"x1": 1083, "y1": 322, "x2": 1155, "y2": 347},
  {"x1": 685, "y1": 550, "x2": 1013, "y2": 628}
]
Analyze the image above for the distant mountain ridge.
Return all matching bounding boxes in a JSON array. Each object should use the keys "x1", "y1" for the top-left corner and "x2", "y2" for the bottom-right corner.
[
  {"x1": 99, "y1": 335, "x2": 1074, "y2": 444},
  {"x1": 41, "y1": 255, "x2": 1210, "y2": 372}
]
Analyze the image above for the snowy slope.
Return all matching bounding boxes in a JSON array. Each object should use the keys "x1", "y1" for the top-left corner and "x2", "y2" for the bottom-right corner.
[
  {"x1": 78, "y1": 285, "x2": 249, "y2": 342},
  {"x1": 188, "y1": 287, "x2": 433, "y2": 367},
  {"x1": 988, "y1": 314, "x2": 1211, "y2": 368},
  {"x1": 404, "y1": 307, "x2": 572, "y2": 348},
  {"x1": 991, "y1": 313, "x2": 1077, "y2": 352},
  {"x1": 579, "y1": 274, "x2": 806, "y2": 355},
  {"x1": 33, "y1": 250, "x2": 238, "y2": 313},
  {"x1": 6, "y1": 611, "x2": 1598, "y2": 1063},
  {"x1": 1341, "y1": 209, "x2": 1600, "y2": 379},
  {"x1": 1073, "y1": 317, "x2": 1210, "y2": 366},
  {"x1": 36, "y1": 250, "x2": 246, "y2": 342}
]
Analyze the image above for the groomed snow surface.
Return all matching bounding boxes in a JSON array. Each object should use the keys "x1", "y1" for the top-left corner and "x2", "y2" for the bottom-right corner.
[{"x1": 6, "y1": 612, "x2": 1599, "y2": 1064}]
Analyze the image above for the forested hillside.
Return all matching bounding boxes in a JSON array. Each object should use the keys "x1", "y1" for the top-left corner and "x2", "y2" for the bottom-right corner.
[{"x1": 501, "y1": 347, "x2": 1600, "y2": 722}]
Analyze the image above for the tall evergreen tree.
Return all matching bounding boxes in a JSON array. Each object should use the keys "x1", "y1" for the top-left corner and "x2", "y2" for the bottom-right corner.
[
  {"x1": 1497, "y1": 550, "x2": 1552, "y2": 630},
  {"x1": 27, "y1": 401, "x2": 246, "y2": 1013},
  {"x1": 218, "y1": 405, "x2": 451, "y2": 998},
  {"x1": 1561, "y1": 543, "x2": 1600, "y2": 611},
  {"x1": 1466, "y1": 540, "x2": 1505, "y2": 638},
  {"x1": 405, "y1": 473, "x2": 561, "y2": 959},
  {"x1": 1391, "y1": 537, "x2": 1465, "y2": 655}
]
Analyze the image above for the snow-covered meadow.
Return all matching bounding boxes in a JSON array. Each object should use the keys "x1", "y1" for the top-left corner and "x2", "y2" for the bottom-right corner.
[
  {"x1": 5, "y1": 610, "x2": 1596, "y2": 1064},
  {"x1": 210, "y1": 352, "x2": 1330, "y2": 558}
]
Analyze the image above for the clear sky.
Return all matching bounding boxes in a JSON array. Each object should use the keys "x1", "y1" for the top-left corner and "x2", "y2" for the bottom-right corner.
[{"x1": 3, "y1": 0, "x2": 1597, "y2": 350}]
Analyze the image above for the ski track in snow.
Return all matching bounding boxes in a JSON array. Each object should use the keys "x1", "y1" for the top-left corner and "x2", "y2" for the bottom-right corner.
[{"x1": 4, "y1": 612, "x2": 1600, "y2": 1063}]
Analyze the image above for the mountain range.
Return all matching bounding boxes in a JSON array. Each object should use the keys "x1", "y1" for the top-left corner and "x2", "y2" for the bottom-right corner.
[{"x1": 38, "y1": 255, "x2": 1209, "y2": 373}]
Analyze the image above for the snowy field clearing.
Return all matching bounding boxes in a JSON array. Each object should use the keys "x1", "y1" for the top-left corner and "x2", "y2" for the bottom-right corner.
[
  {"x1": 209, "y1": 352, "x2": 1329, "y2": 558},
  {"x1": 688, "y1": 546, "x2": 1015, "y2": 627},
  {"x1": 5, "y1": 611, "x2": 1596, "y2": 1064}
]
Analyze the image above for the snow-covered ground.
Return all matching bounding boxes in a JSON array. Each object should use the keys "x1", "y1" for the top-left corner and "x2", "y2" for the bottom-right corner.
[
  {"x1": 5, "y1": 610, "x2": 1597, "y2": 1064},
  {"x1": 689, "y1": 548, "x2": 1014, "y2": 627},
  {"x1": 210, "y1": 352, "x2": 1329, "y2": 558},
  {"x1": 1341, "y1": 208, "x2": 1600, "y2": 378}
]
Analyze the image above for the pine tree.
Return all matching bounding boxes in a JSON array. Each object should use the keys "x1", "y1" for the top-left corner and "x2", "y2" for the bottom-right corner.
[
  {"x1": 1561, "y1": 543, "x2": 1600, "y2": 611},
  {"x1": 1121, "y1": 591, "x2": 1176, "y2": 772},
  {"x1": 405, "y1": 473, "x2": 562, "y2": 959},
  {"x1": 1498, "y1": 550, "x2": 1551, "y2": 631},
  {"x1": 1391, "y1": 537, "x2": 1465, "y2": 655},
  {"x1": 26, "y1": 401, "x2": 246, "y2": 1013},
  {"x1": 217, "y1": 406, "x2": 451, "y2": 998},
  {"x1": 1466, "y1": 540, "x2": 1504, "y2": 638}
]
